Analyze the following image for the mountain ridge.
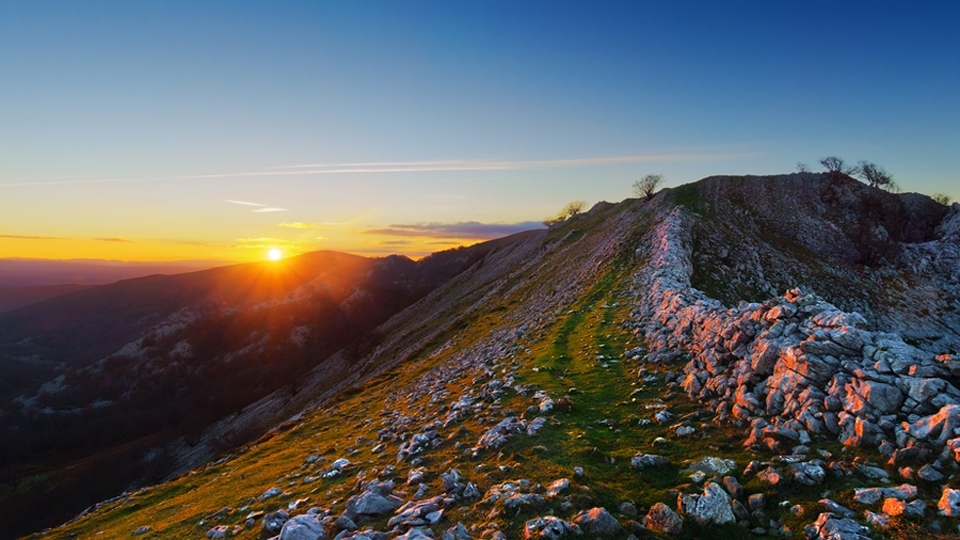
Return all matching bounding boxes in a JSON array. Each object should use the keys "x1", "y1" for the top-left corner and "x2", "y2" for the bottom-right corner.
[{"x1": 9, "y1": 173, "x2": 960, "y2": 540}]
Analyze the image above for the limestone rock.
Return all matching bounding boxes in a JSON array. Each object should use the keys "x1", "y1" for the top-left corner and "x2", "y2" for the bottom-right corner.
[
  {"x1": 279, "y1": 514, "x2": 326, "y2": 540},
  {"x1": 264, "y1": 510, "x2": 291, "y2": 534},
  {"x1": 677, "y1": 482, "x2": 735, "y2": 525},
  {"x1": 642, "y1": 502, "x2": 683, "y2": 535},
  {"x1": 938, "y1": 487, "x2": 960, "y2": 517},
  {"x1": 523, "y1": 516, "x2": 582, "y2": 539},
  {"x1": 630, "y1": 453, "x2": 669, "y2": 469},
  {"x1": 571, "y1": 507, "x2": 622, "y2": 537},
  {"x1": 803, "y1": 512, "x2": 871, "y2": 540},
  {"x1": 790, "y1": 461, "x2": 826, "y2": 486}
]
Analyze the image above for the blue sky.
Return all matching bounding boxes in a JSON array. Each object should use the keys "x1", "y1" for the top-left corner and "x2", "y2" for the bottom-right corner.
[{"x1": 1, "y1": 1, "x2": 957, "y2": 260}]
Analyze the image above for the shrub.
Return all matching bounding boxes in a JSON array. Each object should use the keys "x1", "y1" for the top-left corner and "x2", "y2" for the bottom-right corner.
[{"x1": 632, "y1": 174, "x2": 663, "y2": 200}]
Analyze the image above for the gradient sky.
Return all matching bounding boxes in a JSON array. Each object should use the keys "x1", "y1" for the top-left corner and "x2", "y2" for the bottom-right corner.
[{"x1": 2, "y1": 1, "x2": 958, "y2": 262}]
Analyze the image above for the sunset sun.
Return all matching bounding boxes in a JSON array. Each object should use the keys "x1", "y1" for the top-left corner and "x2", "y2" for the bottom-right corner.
[{"x1": 267, "y1": 248, "x2": 282, "y2": 261}]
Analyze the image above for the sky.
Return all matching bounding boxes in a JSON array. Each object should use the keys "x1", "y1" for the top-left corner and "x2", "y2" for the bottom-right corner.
[{"x1": 1, "y1": 1, "x2": 958, "y2": 262}]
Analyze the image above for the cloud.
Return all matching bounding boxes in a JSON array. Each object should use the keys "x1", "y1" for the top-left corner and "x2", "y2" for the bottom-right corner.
[
  {"x1": 377, "y1": 240, "x2": 413, "y2": 246},
  {"x1": 1, "y1": 152, "x2": 754, "y2": 188},
  {"x1": 95, "y1": 237, "x2": 132, "y2": 243},
  {"x1": 224, "y1": 199, "x2": 267, "y2": 207},
  {"x1": 0, "y1": 234, "x2": 65, "y2": 240},
  {"x1": 225, "y1": 200, "x2": 287, "y2": 213},
  {"x1": 362, "y1": 221, "x2": 544, "y2": 239},
  {"x1": 279, "y1": 222, "x2": 321, "y2": 229}
]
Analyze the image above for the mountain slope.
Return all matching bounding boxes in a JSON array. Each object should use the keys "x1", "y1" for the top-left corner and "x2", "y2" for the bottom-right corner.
[
  {"x1": 0, "y1": 240, "x2": 536, "y2": 539},
  {"x1": 18, "y1": 174, "x2": 960, "y2": 540}
]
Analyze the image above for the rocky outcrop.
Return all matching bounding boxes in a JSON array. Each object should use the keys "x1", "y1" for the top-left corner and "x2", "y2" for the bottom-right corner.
[{"x1": 631, "y1": 206, "x2": 960, "y2": 467}]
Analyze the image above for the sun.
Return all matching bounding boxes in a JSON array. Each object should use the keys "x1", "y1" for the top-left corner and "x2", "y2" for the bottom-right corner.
[{"x1": 267, "y1": 248, "x2": 283, "y2": 261}]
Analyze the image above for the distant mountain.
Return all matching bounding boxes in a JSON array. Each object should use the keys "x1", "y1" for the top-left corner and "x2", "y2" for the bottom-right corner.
[
  {"x1": 9, "y1": 174, "x2": 960, "y2": 540},
  {"x1": 0, "y1": 258, "x2": 218, "y2": 288},
  {"x1": 0, "y1": 239, "x2": 536, "y2": 538},
  {"x1": 0, "y1": 284, "x2": 94, "y2": 313}
]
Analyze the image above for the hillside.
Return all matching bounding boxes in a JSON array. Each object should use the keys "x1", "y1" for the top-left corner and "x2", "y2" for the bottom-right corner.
[
  {"x1": 0, "y1": 241, "x2": 534, "y2": 539},
  {"x1": 15, "y1": 173, "x2": 960, "y2": 540}
]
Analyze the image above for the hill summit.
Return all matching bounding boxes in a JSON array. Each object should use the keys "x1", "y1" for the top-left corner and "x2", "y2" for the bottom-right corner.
[{"x1": 16, "y1": 173, "x2": 960, "y2": 540}]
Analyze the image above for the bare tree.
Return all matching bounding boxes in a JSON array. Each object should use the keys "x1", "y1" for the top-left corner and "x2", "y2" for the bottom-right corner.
[
  {"x1": 931, "y1": 193, "x2": 952, "y2": 206},
  {"x1": 633, "y1": 174, "x2": 663, "y2": 200},
  {"x1": 543, "y1": 201, "x2": 586, "y2": 227},
  {"x1": 819, "y1": 156, "x2": 854, "y2": 174},
  {"x1": 796, "y1": 162, "x2": 810, "y2": 173},
  {"x1": 856, "y1": 160, "x2": 897, "y2": 191}
]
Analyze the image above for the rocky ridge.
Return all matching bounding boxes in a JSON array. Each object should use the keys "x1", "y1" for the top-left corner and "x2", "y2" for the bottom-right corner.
[{"x1": 31, "y1": 175, "x2": 960, "y2": 540}]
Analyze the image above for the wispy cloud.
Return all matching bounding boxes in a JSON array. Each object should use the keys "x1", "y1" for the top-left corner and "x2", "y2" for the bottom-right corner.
[
  {"x1": 362, "y1": 221, "x2": 544, "y2": 239},
  {"x1": 95, "y1": 237, "x2": 132, "y2": 243},
  {"x1": 0, "y1": 233, "x2": 66, "y2": 240},
  {"x1": 279, "y1": 222, "x2": 322, "y2": 229},
  {"x1": 224, "y1": 199, "x2": 267, "y2": 207},
  {"x1": 225, "y1": 200, "x2": 287, "y2": 213},
  {"x1": 1, "y1": 152, "x2": 754, "y2": 188}
]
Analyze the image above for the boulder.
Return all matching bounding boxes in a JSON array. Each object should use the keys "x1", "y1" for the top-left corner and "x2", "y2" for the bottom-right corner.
[
  {"x1": 571, "y1": 507, "x2": 622, "y2": 537},
  {"x1": 938, "y1": 487, "x2": 960, "y2": 517},
  {"x1": 803, "y1": 512, "x2": 871, "y2": 540},
  {"x1": 523, "y1": 516, "x2": 582, "y2": 539},
  {"x1": 862, "y1": 510, "x2": 890, "y2": 528},
  {"x1": 630, "y1": 453, "x2": 669, "y2": 469},
  {"x1": 263, "y1": 510, "x2": 291, "y2": 534},
  {"x1": 345, "y1": 491, "x2": 397, "y2": 517},
  {"x1": 790, "y1": 461, "x2": 826, "y2": 486},
  {"x1": 642, "y1": 502, "x2": 683, "y2": 535},
  {"x1": 677, "y1": 482, "x2": 735, "y2": 525},
  {"x1": 279, "y1": 514, "x2": 326, "y2": 540}
]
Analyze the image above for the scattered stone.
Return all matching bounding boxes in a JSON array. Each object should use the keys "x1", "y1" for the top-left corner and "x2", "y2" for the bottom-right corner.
[
  {"x1": 443, "y1": 522, "x2": 472, "y2": 540},
  {"x1": 862, "y1": 510, "x2": 890, "y2": 529},
  {"x1": 882, "y1": 498, "x2": 925, "y2": 519},
  {"x1": 279, "y1": 514, "x2": 326, "y2": 540},
  {"x1": 642, "y1": 503, "x2": 683, "y2": 535},
  {"x1": 631, "y1": 453, "x2": 669, "y2": 469},
  {"x1": 206, "y1": 525, "x2": 230, "y2": 539},
  {"x1": 476, "y1": 417, "x2": 526, "y2": 450},
  {"x1": 883, "y1": 484, "x2": 918, "y2": 500},
  {"x1": 133, "y1": 526, "x2": 151, "y2": 536},
  {"x1": 803, "y1": 512, "x2": 871, "y2": 540},
  {"x1": 748, "y1": 494, "x2": 766, "y2": 512},
  {"x1": 853, "y1": 488, "x2": 883, "y2": 505},
  {"x1": 917, "y1": 464, "x2": 944, "y2": 482},
  {"x1": 545, "y1": 478, "x2": 570, "y2": 498},
  {"x1": 618, "y1": 501, "x2": 638, "y2": 517},
  {"x1": 527, "y1": 417, "x2": 548, "y2": 436},
  {"x1": 523, "y1": 516, "x2": 582, "y2": 539},
  {"x1": 677, "y1": 482, "x2": 735, "y2": 525},
  {"x1": 676, "y1": 426, "x2": 696, "y2": 436},
  {"x1": 571, "y1": 507, "x2": 623, "y2": 537},
  {"x1": 938, "y1": 487, "x2": 960, "y2": 517},
  {"x1": 260, "y1": 487, "x2": 283, "y2": 500},
  {"x1": 685, "y1": 457, "x2": 736, "y2": 476},
  {"x1": 345, "y1": 490, "x2": 400, "y2": 518},
  {"x1": 722, "y1": 476, "x2": 743, "y2": 500},
  {"x1": 756, "y1": 467, "x2": 781, "y2": 486},
  {"x1": 655, "y1": 410, "x2": 674, "y2": 424},
  {"x1": 819, "y1": 499, "x2": 855, "y2": 519},
  {"x1": 263, "y1": 510, "x2": 291, "y2": 534},
  {"x1": 408, "y1": 467, "x2": 426, "y2": 485}
]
